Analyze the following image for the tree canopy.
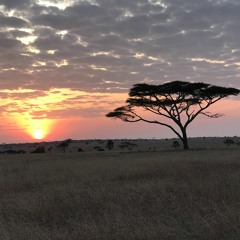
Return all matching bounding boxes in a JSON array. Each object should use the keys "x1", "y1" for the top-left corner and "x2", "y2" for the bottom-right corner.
[{"x1": 106, "y1": 81, "x2": 240, "y2": 150}]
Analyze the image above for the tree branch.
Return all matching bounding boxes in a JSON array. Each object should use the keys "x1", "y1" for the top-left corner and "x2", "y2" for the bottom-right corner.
[
  {"x1": 200, "y1": 111, "x2": 224, "y2": 118},
  {"x1": 131, "y1": 112, "x2": 183, "y2": 140},
  {"x1": 184, "y1": 96, "x2": 223, "y2": 128}
]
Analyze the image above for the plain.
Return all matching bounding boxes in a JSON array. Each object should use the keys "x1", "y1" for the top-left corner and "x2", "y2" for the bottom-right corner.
[{"x1": 1, "y1": 147, "x2": 240, "y2": 240}]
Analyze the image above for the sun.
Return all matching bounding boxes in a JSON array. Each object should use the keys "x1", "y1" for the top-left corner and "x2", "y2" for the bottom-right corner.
[{"x1": 33, "y1": 129, "x2": 44, "y2": 140}]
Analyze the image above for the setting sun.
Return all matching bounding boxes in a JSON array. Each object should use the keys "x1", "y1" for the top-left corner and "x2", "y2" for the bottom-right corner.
[
  {"x1": 33, "y1": 129, "x2": 44, "y2": 140},
  {"x1": 23, "y1": 118, "x2": 55, "y2": 141},
  {"x1": 29, "y1": 118, "x2": 54, "y2": 140}
]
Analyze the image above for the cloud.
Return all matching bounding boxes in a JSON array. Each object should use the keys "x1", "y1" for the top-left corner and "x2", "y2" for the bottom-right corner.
[
  {"x1": 0, "y1": 15, "x2": 28, "y2": 28},
  {"x1": 0, "y1": 0, "x2": 31, "y2": 9},
  {"x1": 0, "y1": 0, "x2": 240, "y2": 122},
  {"x1": 0, "y1": 88, "x2": 127, "y2": 120},
  {"x1": 0, "y1": 36, "x2": 23, "y2": 50}
]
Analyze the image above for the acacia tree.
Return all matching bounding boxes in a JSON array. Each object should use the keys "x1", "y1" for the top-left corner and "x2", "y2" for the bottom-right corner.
[{"x1": 106, "y1": 81, "x2": 240, "y2": 150}]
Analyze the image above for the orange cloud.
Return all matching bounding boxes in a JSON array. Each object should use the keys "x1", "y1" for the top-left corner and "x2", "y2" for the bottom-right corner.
[{"x1": 0, "y1": 88, "x2": 128, "y2": 141}]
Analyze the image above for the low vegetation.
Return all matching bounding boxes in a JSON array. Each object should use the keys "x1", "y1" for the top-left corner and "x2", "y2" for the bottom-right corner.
[
  {"x1": 223, "y1": 138, "x2": 235, "y2": 146},
  {"x1": 1, "y1": 148, "x2": 240, "y2": 239}
]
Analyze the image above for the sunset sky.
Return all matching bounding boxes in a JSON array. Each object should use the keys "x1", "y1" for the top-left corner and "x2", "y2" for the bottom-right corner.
[{"x1": 0, "y1": 0, "x2": 240, "y2": 143}]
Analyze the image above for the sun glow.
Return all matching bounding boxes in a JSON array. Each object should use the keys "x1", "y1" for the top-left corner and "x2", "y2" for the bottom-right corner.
[
  {"x1": 28, "y1": 119, "x2": 54, "y2": 140},
  {"x1": 14, "y1": 115, "x2": 55, "y2": 141},
  {"x1": 0, "y1": 87, "x2": 129, "y2": 142},
  {"x1": 33, "y1": 129, "x2": 44, "y2": 140}
]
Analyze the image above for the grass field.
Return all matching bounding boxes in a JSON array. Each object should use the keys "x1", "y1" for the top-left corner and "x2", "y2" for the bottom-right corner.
[{"x1": 1, "y1": 148, "x2": 240, "y2": 239}]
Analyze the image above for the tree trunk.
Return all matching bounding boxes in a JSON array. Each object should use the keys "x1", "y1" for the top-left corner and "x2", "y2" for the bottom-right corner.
[{"x1": 181, "y1": 129, "x2": 189, "y2": 150}]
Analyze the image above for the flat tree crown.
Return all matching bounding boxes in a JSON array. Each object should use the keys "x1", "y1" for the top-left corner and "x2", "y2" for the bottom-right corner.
[
  {"x1": 129, "y1": 80, "x2": 239, "y2": 99},
  {"x1": 107, "y1": 81, "x2": 240, "y2": 119}
]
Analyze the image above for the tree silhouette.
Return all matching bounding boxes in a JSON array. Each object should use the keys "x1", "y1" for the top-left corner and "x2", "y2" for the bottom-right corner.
[
  {"x1": 172, "y1": 140, "x2": 180, "y2": 150},
  {"x1": 106, "y1": 140, "x2": 114, "y2": 151},
  {"x1": 58, "y1": 139, "x2": 72, "y2": 153},
  {"x1": 106, "y1": 81, "x2": 240, "y2": 150}
]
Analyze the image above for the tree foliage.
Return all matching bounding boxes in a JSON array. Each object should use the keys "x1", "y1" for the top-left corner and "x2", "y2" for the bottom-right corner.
[
  {"x1": 106, "y1": 140, "x2": 114, "y2": 151},
  {"x1": 58, "y1": 139, "x2": 72, "y2": 153},
  {"x1": 106, "y1": 81, "x2": 240, "y2": 150}
]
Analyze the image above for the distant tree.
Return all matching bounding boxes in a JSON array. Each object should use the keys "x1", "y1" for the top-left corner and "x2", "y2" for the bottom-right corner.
[
  {"x1": 172, "y1": 140, "x2": 180, "y2": 150},
  {"x1": 223, "y1": 138, "x2": 235, "y2": 147},
  {"x1": 106, "y1": 81, "x2": 240, "y2": 150},
  {"x1": 58, "y1": 139, "x2": 72, "y2": 153},
  {"x1": 106, "y1": 140, "x2": 114, "y2": 151}
]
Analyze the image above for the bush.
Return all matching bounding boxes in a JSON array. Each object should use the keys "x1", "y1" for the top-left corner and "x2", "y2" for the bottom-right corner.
[
  {"x1": 31, "y1": 145, "x2": 45, "y2": 153},
  {"x1": 106, "y1": 140, "x2": 114, "y2": 151},
  {"x1": 223, "y1": 138, "x2": 235, "y2": 146},
  {"x1": 172, "y1": 140, "x2": 180, "y2": 149}
]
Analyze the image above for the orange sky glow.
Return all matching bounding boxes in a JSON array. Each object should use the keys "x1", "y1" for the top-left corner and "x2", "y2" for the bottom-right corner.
[
  {"x1": 1, "y1": 92, "x2": 239, "y2": 143},
  {"x1": 0, "y1": 88, "x2": 129, "y2": 142}
]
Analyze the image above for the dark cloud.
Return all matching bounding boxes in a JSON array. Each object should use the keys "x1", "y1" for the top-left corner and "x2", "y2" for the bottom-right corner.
[
  {"x1": 115, "y1": 15, "x2": 151, "y2": 39},
  {"x1": 33, "y1": 30, "x2": 70, "y2": 50},
  {"x1": 31, "y1": 13, "x2": 76, "y2": 30},
  {"x1": 0, "y1": 0, "x2": 31, "y2": 9},
  {"x1": 8, "y1": 30, "x2": 31, "y2": 38},
  {"x1": 0, "y1": 0, "x2": 240, "y2": 94},
  {"x1": 0, "y1": 15, "x2": 28, "y2": 27},
  {"x1": 66, "y1": 4, "x2": 107, "y2": 19},
  {"x1": 0, "y1": 37, "x2": 22, "y2": 50}
]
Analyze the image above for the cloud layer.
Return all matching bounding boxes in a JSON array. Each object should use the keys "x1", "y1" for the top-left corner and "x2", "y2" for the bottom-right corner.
[{"x1": 0, "y1": 0, "x2": 240, "y2": 124}]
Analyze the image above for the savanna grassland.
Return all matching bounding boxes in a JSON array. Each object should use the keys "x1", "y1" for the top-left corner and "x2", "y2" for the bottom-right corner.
[{"x1": 1, "y1": 147, "x2": 240, "y2": 240}]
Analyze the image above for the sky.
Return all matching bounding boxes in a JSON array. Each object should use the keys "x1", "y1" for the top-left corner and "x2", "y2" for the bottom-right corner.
[{"x1": 0, "y1": 0, "x2": 240, "y2": 143}]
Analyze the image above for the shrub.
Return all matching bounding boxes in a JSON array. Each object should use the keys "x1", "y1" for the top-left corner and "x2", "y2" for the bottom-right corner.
[
  {"x1": 172, "y1": 140, "x2": 180, "y2": 149},
  {"x1": 223, "y1": 138, "x2": 235, "y2": 146},
  {"x1": 31, "y1": 145, "x2": 45, "y2": 153}
]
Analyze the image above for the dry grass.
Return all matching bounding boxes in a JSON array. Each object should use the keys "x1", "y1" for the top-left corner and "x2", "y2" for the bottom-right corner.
[{"x1": 1, "y1": 148, "x2": 240, "y2": 239}]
